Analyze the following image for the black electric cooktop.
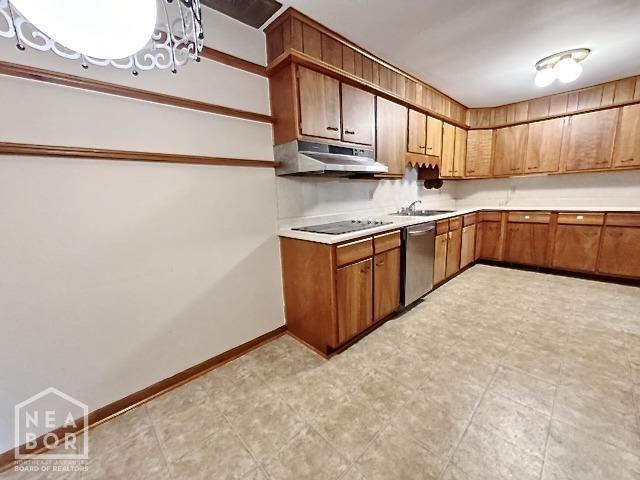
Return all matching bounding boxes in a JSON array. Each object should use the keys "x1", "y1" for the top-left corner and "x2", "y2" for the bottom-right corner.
[{"x1": 292, "y1": 219, "x2": 393, "y2": 235}]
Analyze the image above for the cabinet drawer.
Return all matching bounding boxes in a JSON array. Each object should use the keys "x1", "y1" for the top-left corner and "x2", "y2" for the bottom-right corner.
[
  {"x1": 479, "y1": 211, "x2": 502, "y2": 222},
  {"x1": 436, "y1": 220, "x2": 449, "y2": 235},
  {"x1": 508, "y1": 212, "x2": 551, "y2": 224},
  {"x1": 449, "y1": 217, "x2": 462, "y2": 231},
  {"x1": 605, "y1": 213, "x2": 640, "y2": 227},
  {"x1": 336, "y1": 238, "x2": 373, "y2": 266},
  {"x1": 557, "y1": 213, "x2": 604, "y2": 226},
  {"x1": 463, "y1": 213, "x2": 478, "y2": 226},
  {"x1": 374, "y1": 230, "x2": 401, "y2": 253}
]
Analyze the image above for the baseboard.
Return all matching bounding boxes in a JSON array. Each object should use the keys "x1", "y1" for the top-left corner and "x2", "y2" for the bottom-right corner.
[{"x1": 0, "y1": 325, "x2": 287, "y2": 472}]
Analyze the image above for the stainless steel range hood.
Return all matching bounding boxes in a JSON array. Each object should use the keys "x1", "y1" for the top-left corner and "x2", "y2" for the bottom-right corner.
[{"x1": 275, "y1": 140, "x2": 388, "y2": 176}]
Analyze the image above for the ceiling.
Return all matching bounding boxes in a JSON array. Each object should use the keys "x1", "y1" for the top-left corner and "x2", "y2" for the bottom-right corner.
[{"x1": 270, "y1": 0, "x2": 640, "y2": 107}]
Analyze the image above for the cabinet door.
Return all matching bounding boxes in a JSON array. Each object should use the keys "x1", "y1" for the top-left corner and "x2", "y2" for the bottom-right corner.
[
  {"x1": 298, "y1": 67, "x2": 341, "y2": 140},
  {"x1": 479, "y1": 221, "x2": 502, "y2": 260},
  {"x1": 434, "y1": 233, "x2": 448, "y2": 284},
  {"x1": 445, "y1": 228, "x2": 462, "y2": 278},
  {"x1": 460, "y1": 224, "x2": 476, "y2": 269},
  {"x1": 474, "y1": 222, "x2": 483, "y2": 260},
  {"x1": 563, "y1": 109, "x2": 618, "y2": 171},
  {"x1": 524, "y1": 117, "x2": 564, "y2": 174},
  {"x1": 612, "y1": 104, "x2": 640, "y2": 168},
  {"x1": 597, "y1": 227, "x2": 640, "y2": 278},
  {"x1": 493, "y1": 124, "x2": 528, "y2": 176},
  {"x1": 336, "y1": 258, "x2": 373, "y2": 344},
  {"x1": 426, "y1": 116, "x2": 443, "y2": 157},
  {"x1": 466, "y1": 129, "x2": 494, "y2": 177},
  {"x1": 376, "y1": 97, "x2": 408, "y2": 176},
  {"x1": 552, "y1": 225, "x2": 602, "y2": 272},
  {"x1": 408, "y1": 110, "x2": 427, "y2": 154},
  {"x1": 505, "y1": 223, "x2": 549, "y2": 266},
  {"x1": 440, "y1": 123, "x2": 456, "y2": 176},
  {"x1": 453, "y1": 127, "x2": 467, "y2": 177},
  {"x1": 373, "y1": 248, "x2": 401, "y2": 322},
  {"x1": 341, "y1": 83, "x2": 374, "y2": 146}
]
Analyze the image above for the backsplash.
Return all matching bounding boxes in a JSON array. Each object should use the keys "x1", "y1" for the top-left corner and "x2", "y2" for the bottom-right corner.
[{"x1": 275, "y1": 167, "x2": 457, "y2": 225}]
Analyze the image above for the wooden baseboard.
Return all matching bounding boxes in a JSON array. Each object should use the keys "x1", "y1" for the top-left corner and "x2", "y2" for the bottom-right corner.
[{"x1": 0, "y1": 325, "x2": 287, "y2": 473}]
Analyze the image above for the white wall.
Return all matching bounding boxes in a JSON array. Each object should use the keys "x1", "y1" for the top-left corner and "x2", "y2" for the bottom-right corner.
[
  {"x1": 454, "y1": 170, "x2": 640, "y2": 209},
  {"x1": 0, "y1": 10, "x2": 284, "y2": 452}
]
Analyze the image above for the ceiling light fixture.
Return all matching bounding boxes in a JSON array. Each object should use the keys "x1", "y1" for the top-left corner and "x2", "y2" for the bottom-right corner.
[
  {"x1": 534, "y1": 48, "x2": 590, "y2": 87},
  {"x1": 0, "y1": 0, "x2": 204, "y2": 75}
]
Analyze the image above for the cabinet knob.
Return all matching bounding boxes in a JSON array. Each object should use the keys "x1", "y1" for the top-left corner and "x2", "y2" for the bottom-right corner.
[
  {"x1": 621, "y1": 158, "x2": 634, "y2": 163},
  {"x1": 326, "y1": 126, "x2": 339, "y2": 131},
  {"x1": 344, "y1": 129, "x2": 356, "y2": 135}
]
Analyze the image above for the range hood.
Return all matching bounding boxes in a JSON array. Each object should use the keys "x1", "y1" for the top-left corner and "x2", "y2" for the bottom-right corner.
[{"x1": 275, "y1": 140, "x2": 388, "y2": 176}]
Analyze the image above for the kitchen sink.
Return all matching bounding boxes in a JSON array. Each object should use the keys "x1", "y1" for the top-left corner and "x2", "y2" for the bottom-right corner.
[{"x1": 394, "y1": 210, "x2": 455, "y2": 216}]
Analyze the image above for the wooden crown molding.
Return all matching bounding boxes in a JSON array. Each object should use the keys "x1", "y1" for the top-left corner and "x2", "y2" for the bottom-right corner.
[
  {"x1": 0, "y1": 326, "x2": 288, "y2": 473},
  {"x1": 0, "y1": 142, "x2": 276, "y2": 168},
  {"x1": 200, "y1": 46, "x2": 267, "y2": 77},
  {"x1": 0, "y1": 60, "x2": 273, "y2": 124}
]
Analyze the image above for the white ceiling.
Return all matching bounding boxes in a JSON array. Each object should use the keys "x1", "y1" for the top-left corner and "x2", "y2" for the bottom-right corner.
[{"x1": 272, "y1": 0, "x2": 640, "y2": 107}]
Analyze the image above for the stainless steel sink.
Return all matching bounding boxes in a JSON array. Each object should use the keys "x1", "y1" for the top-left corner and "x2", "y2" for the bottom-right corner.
[{"x1": 394, "y1": 209, "x2": 454, "y2": 216}]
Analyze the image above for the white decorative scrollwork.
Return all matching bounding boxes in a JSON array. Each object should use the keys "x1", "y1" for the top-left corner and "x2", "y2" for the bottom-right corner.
[{"x1": 0, "y1": 0, "x2": 204, "y2": 75}]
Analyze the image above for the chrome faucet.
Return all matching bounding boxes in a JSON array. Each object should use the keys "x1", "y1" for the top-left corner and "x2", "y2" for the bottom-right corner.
[{"x1": 407, "y1": 200, "x2": 422, "y2": 213}]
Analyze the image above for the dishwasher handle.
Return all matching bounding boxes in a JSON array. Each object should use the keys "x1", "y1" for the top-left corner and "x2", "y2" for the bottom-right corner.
[{"x1": 407, "y1": 226, "x2": 435, "y2": 236}]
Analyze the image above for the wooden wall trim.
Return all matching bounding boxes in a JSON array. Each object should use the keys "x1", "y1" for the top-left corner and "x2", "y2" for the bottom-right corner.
[
  {"x1": 0, "y1": 325, "x2": 288, "y2": 473},
  {"x1": 200, "y1": 46, "x2": 267, "y2": 77},
  {"x1": 0, "y1": 142, "x2": 276, "y2": 168},
  {"x1": 0, "y1": 61, "x2": 274, "y2": 124}
]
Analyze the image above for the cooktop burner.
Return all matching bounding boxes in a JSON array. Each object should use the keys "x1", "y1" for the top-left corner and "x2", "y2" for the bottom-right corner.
[{"x1": 293, "y1": 219, "x2": 393, "y2": 235}]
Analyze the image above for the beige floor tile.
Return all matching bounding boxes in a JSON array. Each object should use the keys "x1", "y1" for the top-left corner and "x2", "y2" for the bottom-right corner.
[
  {"x1": 490, "y1": 366, "x2": 556, "y2": 415},
  {"x1": 553, "y1": 386, "x2": 640, "y2": 455},
  {"x1": 374, "y1": 343, "x2": 444, "y2": 390},
  {"x1": 241, "y1": 468, "x2": 268, "y2": 480},
  {"x1": 439, "y1": 464, "x2": 472, "y2": 480},
  {"x1": 355, "y1": 420, "x2": 445, "y2": 480},
  {"x1": 451, "y1": 424, "x2": 543, "y2": 480},
  {"x1": 430, "y1": 350, "x2": 497, "y2": 388},
  {"x1": 347, "y1": 368, "x2": 413, "y2": 422},
  {"x1": 145, "y1": 380, "x2": 209, "y2": 421},
  {"x1": 168, "y1": 420, "x2": 257, "y2": 480},
  {"x1": 231, "y1": 395, "x2": 305, "y2": 462},
  {"x1": 560, "y1": 362, "x2": 635, "y2": 412},
  {"x1": 420, "y1": 375, "x2": 484, "y2": 422},
  {"x1": 472, "y1": 392, "x2": 550, "y2": 457},
  {"x1": 263, "y1": 425, "x2": 348, "y2": 480},
  {"x1": 86, "y1": 406, "x2": 151, "y2": 456},
  {"x1": 339, "y1": 466, "x2": 367, "y2": 480},
  {"x1": 545, "y1": 420, "x2": 640, "y2": 480},
  {"x1": 499, "y1": 346, "x2": 563, "y2": 384}
]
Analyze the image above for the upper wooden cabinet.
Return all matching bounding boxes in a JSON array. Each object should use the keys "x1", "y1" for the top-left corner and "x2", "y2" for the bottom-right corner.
[
  {"x1": 493, "y1": 124, "x2": 529, "y2": 176},
  {"x1": 453, "y1": 127, "x2": 467, "y2": 177},
  {"x1": 466, "y1": 129, "x2": 494, "y2": 177},
  {"x1": 298, "y1": 67, "x2": 341, "y2": 140},
  {"x1": 341, "y1": 83, "x2": 375, "y2": 145},
  {"x1": 426, "y1": 116, "x2": 443, "y2": 157},
  {"x1": 612, "y1": 104, "x2": 640, "y2": 168},
  {"x1": 524, "y1": 117, "x2": 565, "y2": 174},
  {"x1": 440, "y1": 123, "x2": 456, "y2": 176},
  {"x1": 376, "y1": 97, "x2": 408, "y2": 176},
  {"x1": 562, "y1": 109, "x2": 619, "y2": 171},
  {"x1": 408, "y1": 110, "x2": 427, "y2": 154}
]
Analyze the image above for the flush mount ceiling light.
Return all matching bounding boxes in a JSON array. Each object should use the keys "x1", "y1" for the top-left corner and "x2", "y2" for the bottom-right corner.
[
  {"x1": 534, "y1": 48, "x2": 590, "y2": 87},
  {"x1": 0, "y1": 0, "x2": 203, "y2": 75}
]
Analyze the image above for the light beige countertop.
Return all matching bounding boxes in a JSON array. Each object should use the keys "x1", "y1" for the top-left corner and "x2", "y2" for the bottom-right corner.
[{"x1": 278, "y1": 206, "x2": 640, "y2": 244}]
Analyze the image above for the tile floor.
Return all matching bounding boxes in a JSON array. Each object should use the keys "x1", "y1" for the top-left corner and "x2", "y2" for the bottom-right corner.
[{"x1": 4, "y1": 264, "x2": 640, "y2": 479}]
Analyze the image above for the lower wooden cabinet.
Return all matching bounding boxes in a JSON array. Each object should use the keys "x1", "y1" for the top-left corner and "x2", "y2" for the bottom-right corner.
[
  {"x1": 552, "y1": 225, "x2": 602, "y2": 273},
  {"x1": 478, "y1": 220, "x2": 502, "y2": 260},
  {"x1": 597, "y1": 214, "x2": 640, "y2": 278},
  {"x1": 504, "y1": 212, "x2": 551, "y2": 266},
  {"x1": 434, "y1": 233, "x2": 448, "y2": 284},
  {"x1": 460, "y1": 224, "x2": 476, "y2": 268},
  {"x1": 445, "y1": 227, "x2": 462, "y2": 278},
  {"x1": 336, "y1": 258, "x2": 373, "y2": 344},
  {"x1": 373, "y1": 248, "x2": 401, "y2": 322}
]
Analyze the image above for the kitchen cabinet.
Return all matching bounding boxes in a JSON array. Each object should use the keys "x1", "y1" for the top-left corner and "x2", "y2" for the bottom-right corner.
[
  {"x1": 445, "y1": 217, "x2": 462, "y2": 278},
  {"x1": 504, "y1": 212, "x2": 550, "y2": 266},
  {"x1": 460, "y1": 221, "x2": 477, "y2": 269},
  {"x1": 376, "y1": 97, "x2": 408, "y2": 176},
  {"x1": 373, "y1": 248, "x2": 401, "y2": 322},
  {"x1": 563, "y1": 109, "x2": 618, "y2": 171},
  {"x1": 341, "y1": 83, "x2": 375, "y2": 145},
  {"x1": 298, "y1": 66, "x2": 341, "y2": 140},
  {"x1": 551, "y1": 213, "x2": 604, "y2": 273},
  {"x1": 453, "y1": 127, "x2": 467, "y2": 177},
  {"x1": 492, "y1": 124, "x2": 528, "y2": 176},
  {"x1": 407, "y1": 109, "x2": 427, "y2": 154},
  {"x1": 336, "y1": 258, "x2": 373, "y2": 344},
  {"x1": 597, "y1": 214, "x2": 640, "y2": 278},
  {"x1": 612, "y1": 104, "x2": 640, "y2": 168},
  {"x1": 466, "y1": 129, "x2": 494, "y2": 177},
  {"x1": 477, "y1": 212, "x2": 503, "y2": 260},
  {"x1": 434, "y1": 233, "x2": 448, "y2": 285},
  {"x1": 524, "y1": 117, "x2": 565, "y2": 174},
  {"x1": 426, "y1": 116, "x2": 443, "y2": 157},
  {"x1": 440, "y1": 123, "x2": 456, "y2": 176}
]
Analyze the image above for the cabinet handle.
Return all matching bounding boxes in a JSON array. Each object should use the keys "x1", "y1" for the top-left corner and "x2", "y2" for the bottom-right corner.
[
  {"x1": 467, "y1": 169, "x2": 476, "y2": 173},
  {"x1": 418, "y1": 145, "x2": 426, "y2": 149},
  {"x1": 608, "y1": 231, "x2": 624, "y2": 238},
  {"x1": 510, "y1": 167, "x2": 519, "y2": 171},
  {"x1": 376, "y1": 261, "x2": 385, "y2": 267},
  {"x1": 527, "y1": 166, "x2": 539, "y2": 170},
  {"x1": 427, "y1": 147, "x2": 433, "y2": 151},
  {"x1": 344, "y1": 129, "x2": 356, "y2": 135},
  {"x1": 595, "y1": 160, "x2": 608, "y2": 165},
  {"x1": 621, "y1": 158, "x2": 635, "y2": 163},
  {"x1": 326, "y1": 126, "x2": 339, "y2": 131}
]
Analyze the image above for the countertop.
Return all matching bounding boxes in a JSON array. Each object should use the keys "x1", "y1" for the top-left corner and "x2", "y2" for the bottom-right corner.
[{"x1": 278, "y1": 206, "x2": 640, "y2": 244}]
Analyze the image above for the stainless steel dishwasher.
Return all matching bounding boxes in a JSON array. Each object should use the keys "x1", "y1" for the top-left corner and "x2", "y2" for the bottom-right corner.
[{"x1": 403, "y1": 223, "x2": 436, "y2": 306}]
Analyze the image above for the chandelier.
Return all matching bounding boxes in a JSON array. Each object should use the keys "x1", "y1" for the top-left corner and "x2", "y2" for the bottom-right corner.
[{"x1": 0, "y1": 0, "x2": 204, "y2": 75}]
